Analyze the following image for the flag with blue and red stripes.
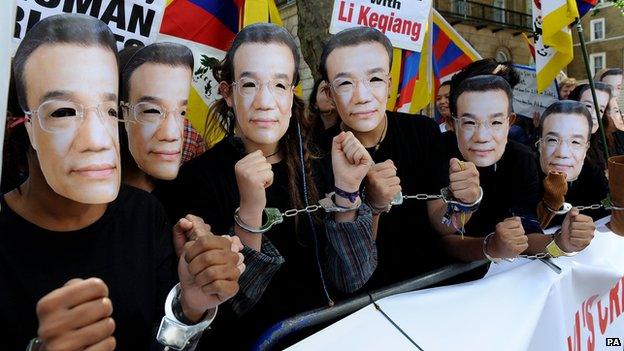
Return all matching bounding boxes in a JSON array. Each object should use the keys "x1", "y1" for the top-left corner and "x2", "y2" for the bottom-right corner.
[
  {"x1": 577, "y1": 0, "x2": 598, "y2": 18},
  {"x1": 160, "y1": 0, "x2": 243, "y2": 51},
  {"x1": 394, "y1": 9, "x2": 480, "y2": 115}
]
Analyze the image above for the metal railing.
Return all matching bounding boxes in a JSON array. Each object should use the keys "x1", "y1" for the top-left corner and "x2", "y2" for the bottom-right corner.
[
  {"x1": 252, "y1": 260, "x2": 489, "y2": 350},
  {"x1": 435, "y1": 0, "x2": 533, "y2": 32}
]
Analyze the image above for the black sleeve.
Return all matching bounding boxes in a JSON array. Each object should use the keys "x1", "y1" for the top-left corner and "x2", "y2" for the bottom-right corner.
[
  {"x1": 514, "y1": 149, "x2": 542, "y2": 234},
  {"x1": 420, "y1": 117, "x2": 450, "y2": 193}
]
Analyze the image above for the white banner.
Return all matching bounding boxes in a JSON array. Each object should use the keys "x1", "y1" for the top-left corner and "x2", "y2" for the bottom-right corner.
[
  {"x1": 290, "y1": 217, "x2": 624, "y2": 351},
  {"x1": 329, "y1": 0, "x2": 432, "y2": 53},
  {"x1": 512, "y1": 64, "x2": 559, "y2": 118},
  {"x1": 12, "y1": 0, "x2": 166, "y2": 52}
]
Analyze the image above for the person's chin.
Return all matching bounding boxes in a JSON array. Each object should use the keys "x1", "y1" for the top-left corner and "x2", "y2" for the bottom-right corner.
[
  {"x1": 345, "y1": 115, "x2": 381, "y2": 133},
  {"x1": 146, "y1": 164, "x2": 180, "y2": 181},
  {"x1": 466, "y1": 151, "x2": 497, "y2": 167},
  {"x1": 56, "y1": 181, "x2": 120, "y2": 204}
]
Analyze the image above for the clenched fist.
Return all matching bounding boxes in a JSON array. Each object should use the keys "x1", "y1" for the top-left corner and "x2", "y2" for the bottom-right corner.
[
  {"x1": 36, "y1": 278, "x2": 116, "y2": 351},
  {"x1": 448, "y1": 158, "x2": 480, "y2": 204},
  {"x1": 365, "y1": 159, "x2": 401, "y2": 210},
  {"x1": 556, "y1": 208, "x2": 596, "y2": 253},
  {"x1": 235, "y1": 150, "x2": 273, "y2": 219},
  {"x1": 488, "y1": 217, "x2": 529, "y2": 259},
  {"x1": 176, "y1": 215, "x2": 244, "y2": 322},
  {"x1": 332, "y1": 131, "x2": 373, "y2": 193}
]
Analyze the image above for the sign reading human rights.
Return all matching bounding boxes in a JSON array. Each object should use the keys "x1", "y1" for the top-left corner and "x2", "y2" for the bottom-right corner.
[
  {"x1": 13, "y1": 0, "x2": 165, "y2": 51},
  {"x1": 329, "y1": 0, "x2": 433, "y2": 53}
]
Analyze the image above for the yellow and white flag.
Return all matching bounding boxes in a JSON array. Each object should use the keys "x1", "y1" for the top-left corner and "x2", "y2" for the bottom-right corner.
[{"x1": 532, "y1": 0, "x2": 579, "y2": 92}]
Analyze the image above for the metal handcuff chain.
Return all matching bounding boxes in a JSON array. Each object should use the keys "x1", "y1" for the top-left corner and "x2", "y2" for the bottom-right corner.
[{"x1": 234, "y1": 193, "x2": 361, "y2": 234}]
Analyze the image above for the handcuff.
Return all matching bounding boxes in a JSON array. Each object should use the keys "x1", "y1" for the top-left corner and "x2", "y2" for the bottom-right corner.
[
  {"x1": 233, "y1": 192, "x2": 362, "y2": 234},
  {"x1": 547, "y1": 195, "x2": 623, "y2": 216},
  {"x1": 156, "y1": 283, "x2": 217, "y2": 350}
]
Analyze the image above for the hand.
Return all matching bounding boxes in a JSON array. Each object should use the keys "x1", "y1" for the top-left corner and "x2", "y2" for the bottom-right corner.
[
  {"x1": 489, "y1": 217, "x2": 528, "y2": 258},
  {"x1": 542, "y1": 171, "x2": 568, "y2": 210},
  {"x1": 36, "y1": 278, "x2": 116, "y2": 351},
  {"x1": 556, "y1": 208, "x2": 596, "y2": 252},
  {"x1": 235, "y1": 150, "x2": 273, "y2": 219},
  {"x1": 178, "y1": 215, "x2": 244, "y2": 322},
  {"x1": 448, "y1": 158, "x2": 480, "y2": 204},
  {"x1": 364, "y1": 159, "x2": 401, "y2": 209},
  {"x1": 332, "y1": 131, "x2": 373, "y2": 193}
]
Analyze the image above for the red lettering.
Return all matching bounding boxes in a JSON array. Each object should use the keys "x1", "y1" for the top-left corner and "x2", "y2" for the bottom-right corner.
[
  {"x1": 338, "y1": 1, "x2": 348, "y2": 21},
  {"x1": 570, "y1": 311, "x2": 581, "y2": 351},
  {"x1": 357, "y1": 6, "x2": 370, "y2": 25},
  {"x1": 584, "y1": 296, "x2": 598, "y2": 351},
  {"x1": 597, "y1": 299, "x2": 609, "y2": 334},
  {"x1": 369, "y1": 12, "x2": 378, "y2": 27},
  {"x1": 609, "y1": 281, "x2": 622, "y2": 324}
]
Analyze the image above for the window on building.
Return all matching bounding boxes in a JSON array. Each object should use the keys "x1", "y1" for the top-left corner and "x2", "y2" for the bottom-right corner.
[
  {"x1": 590, "y1": 18, "x2": 605, "y2": 41},
  {"x1": 453, "y1": 0, "x2": 471, "y2": 16},
  {"x1": 492, "y1": 0, "x2": 505, "y2": 23},
  {"x1": 590, "y1": 52, "x2": 606, "y2": 76}
]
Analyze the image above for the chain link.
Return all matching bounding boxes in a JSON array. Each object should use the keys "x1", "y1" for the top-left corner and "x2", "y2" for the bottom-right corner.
[
  {"x1": 519, "y1": 253, "x2": 551, "y2": 259},
  {"x1": 282, "y1": 204, "x2": 322, "y2": 218},
  {"x1": 402, "y1": 194, "x2": 444, "y2": 200},
  {"x1": 575, "y1": 204, "x2": 603, "y2": 211}
]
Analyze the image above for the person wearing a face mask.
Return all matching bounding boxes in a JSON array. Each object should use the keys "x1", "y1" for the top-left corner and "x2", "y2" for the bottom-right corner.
[
  {"x1": 536, "y1": 101, "x2": 606, "y2": 233},
  {"x1": 445, "y1": 75, "x2": 595, "y2": 265},
  {"x1": 0, "y1": 14, "x2": 244, "y2": 351},
  {"x1": 118, "y1": 43, "x2": 195, "y2": 192},
  {"x1": 596, "y1": 68, "x2": 623, "y2": 100},
  {"x1": 318, "y1": 27, "x2": 482, "y2": 289},
  {"x1": 568, "y1": 82, "x2": 612, "y2": 135},
  {"x1": 156, "y1": 23, "x2": 376, "y2": 349}
]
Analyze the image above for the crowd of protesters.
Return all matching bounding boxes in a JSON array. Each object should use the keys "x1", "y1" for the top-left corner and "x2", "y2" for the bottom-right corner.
[{"x1": 1, "y1": 14, "x2": 623, "y2": 350}]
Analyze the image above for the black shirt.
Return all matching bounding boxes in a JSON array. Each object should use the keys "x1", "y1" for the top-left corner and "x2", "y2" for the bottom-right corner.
[
  {"x1": 0, "y1": 185, "x2": 176, "y2": 350},
  {"x1": 538, "y1": 162, "x2": 610, "y2": 227},
  {"x1": 447, "y1": 140, "x2": 542, "y2": 237},
  {"x1": 155, "y1": 138, "x2": 337, "y2": 349},
  {"x1": 366, "y1": 112, "x2": 451, "y2": 288}
]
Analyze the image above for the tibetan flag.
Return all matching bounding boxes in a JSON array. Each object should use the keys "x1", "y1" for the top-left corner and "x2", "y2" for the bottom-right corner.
[
  {"x1": 391, "y1": 9, "x2": 480, "y2": 114},
  {"x1": 577, "y1": 0, "x2": 597, "y2": 18},
  {"x1": 160, "y1": 0, "x2": 242, "y2": 51},
  {"x1": 534, "y1": 0, "x2": 579, "y2": 92},
  {"x1": 159, "y1": 0, "x2": 283, "y2": 146},
  {"x1": 431, "y1": 9, "x2": 481, "y2": 96}
]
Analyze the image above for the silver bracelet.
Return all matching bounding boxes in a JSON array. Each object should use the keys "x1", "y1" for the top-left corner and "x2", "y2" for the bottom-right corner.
[{"x1": 319, "y1": 192, "x2": 362, "y2": 213}]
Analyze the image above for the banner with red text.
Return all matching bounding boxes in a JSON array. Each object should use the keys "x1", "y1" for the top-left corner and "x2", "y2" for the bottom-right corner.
[
  {"x1": 329, "y1": 0, "x2": 432, "y2": 53},
  {"x1": 290, "y1": 217, "x2": 624, "y2": 351}
]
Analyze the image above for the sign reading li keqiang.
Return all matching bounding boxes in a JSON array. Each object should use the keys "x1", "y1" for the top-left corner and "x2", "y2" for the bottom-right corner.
[{"x1": 329, "y1": 0, "x2": 432, "y2": 53}]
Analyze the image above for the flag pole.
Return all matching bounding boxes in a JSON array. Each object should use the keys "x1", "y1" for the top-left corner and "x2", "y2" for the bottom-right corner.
[{"x1": 574, "y1": 17, "x2": 610, "y2": 163}]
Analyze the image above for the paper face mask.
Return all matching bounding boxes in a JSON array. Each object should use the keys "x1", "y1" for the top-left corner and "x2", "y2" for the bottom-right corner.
[
  {"x1": 24, "y1": 44, "x2": 121, "y2": 204},
  {"x1": 125, "y1": 63, "x2": 191, "y2": 180}
]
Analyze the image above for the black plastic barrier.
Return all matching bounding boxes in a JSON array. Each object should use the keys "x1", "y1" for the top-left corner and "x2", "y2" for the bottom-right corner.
[{"x1": 253, "y1": 260, "x2": 489, "y2": 350}]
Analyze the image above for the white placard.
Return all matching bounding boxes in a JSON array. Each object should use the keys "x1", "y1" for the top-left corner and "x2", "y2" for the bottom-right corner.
[
  {"x1": 512, "y1": 64, "x2": 559, "y2": 118},
  {"x1": 12, "y1": 0, "x2": 166, "y2": 53},
  {"x1": 329, "y1": 0, "x2": 432, "y2": 53}
]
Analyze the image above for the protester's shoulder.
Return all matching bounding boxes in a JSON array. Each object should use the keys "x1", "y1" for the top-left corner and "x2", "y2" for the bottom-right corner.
[
  {"x1": 506, "y1": 140, "x2": 536, "y2": 162},
  {"x1": 388, "y1": 111, "x2": 439, "y2": 129},
  {"x1": 115, "y1": 184, "x2": 165, "y2": 215},
  {"x1": 580, "y1": 161, "x2": 608, "y2": 185},
  {"x1": 178, "y1": 139, "x2": 237, "y2": 179}
]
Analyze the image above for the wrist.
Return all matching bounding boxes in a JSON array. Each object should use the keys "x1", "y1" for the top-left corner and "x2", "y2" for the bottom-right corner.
[
  {"x1": 553, "y1": 230, "x2": 573, "y2": 253},
  {"x1": 179, "y1": 290, "x2": 207, "y2": 324},
  {"x1": 334, "y1": 180, "x2": 359, "y2": 194}
]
